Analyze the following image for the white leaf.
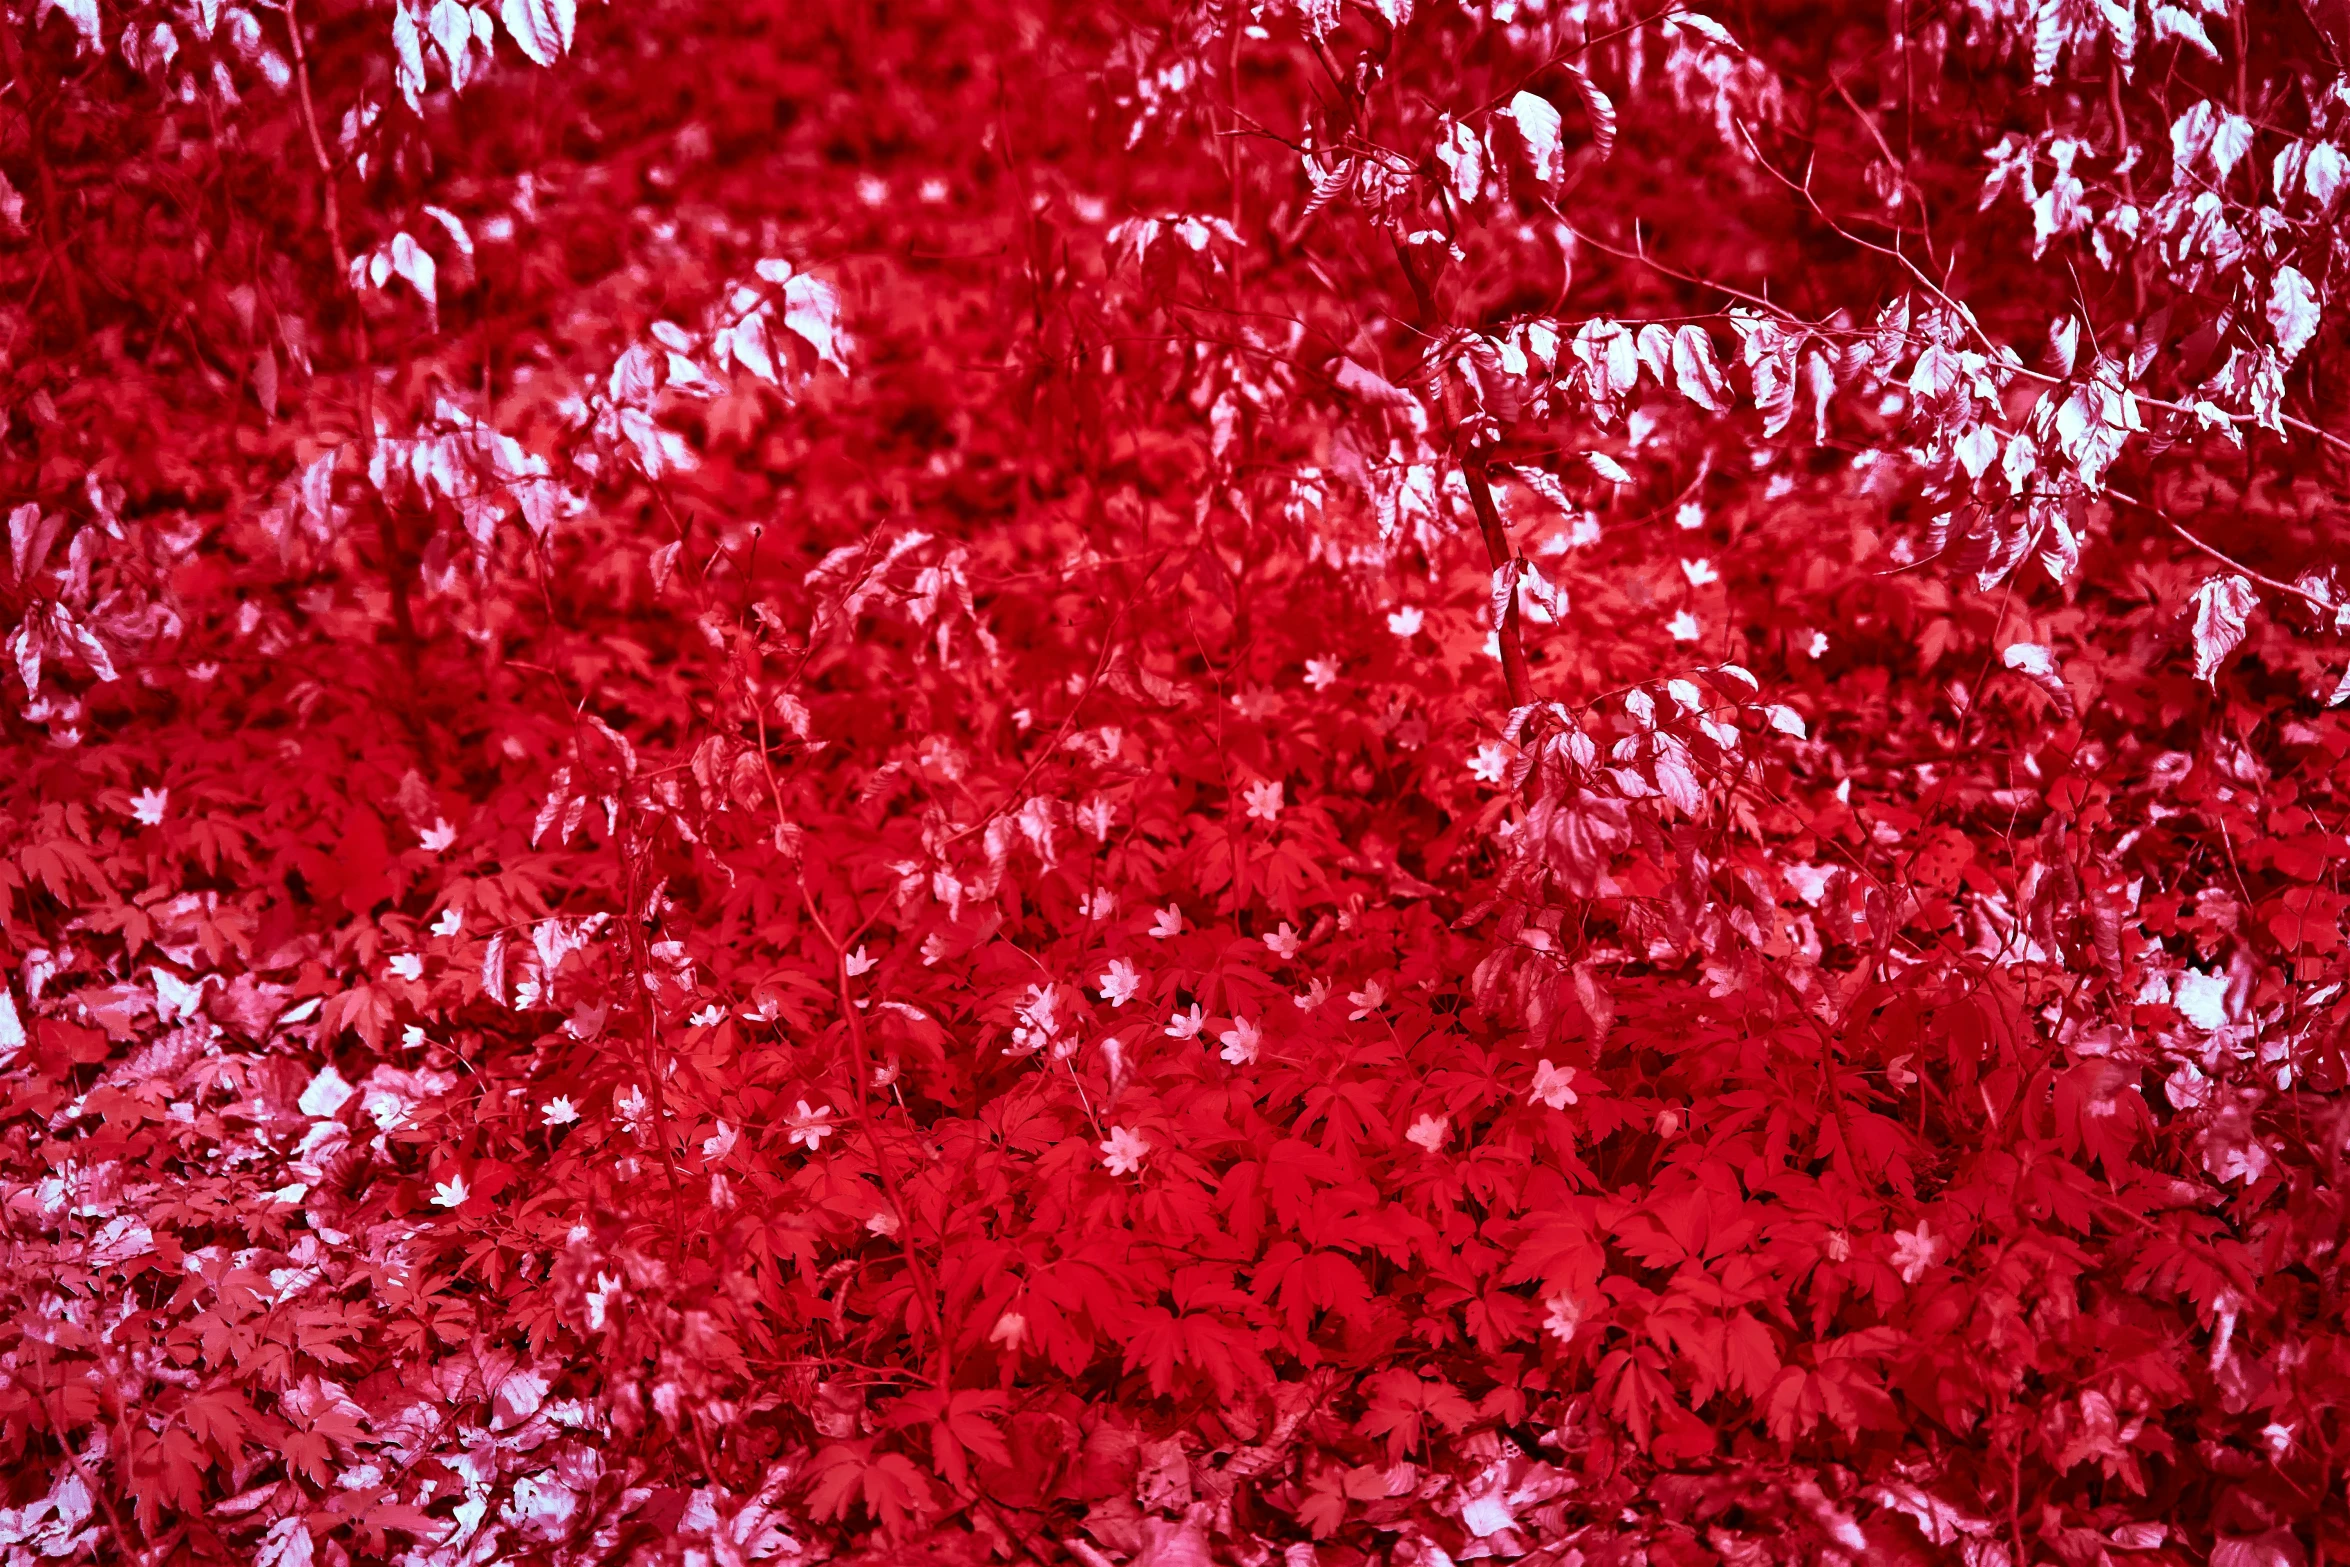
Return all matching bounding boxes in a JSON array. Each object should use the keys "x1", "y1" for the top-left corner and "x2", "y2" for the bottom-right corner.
[
  {"x1": 1586, "y1": 451, "x2": 1633, "y2": 484},
  {"x1": 2001, "y1": 642, "x2": 2076, "y2": 718},
  {"x1": 298, "y1": 1065, "x2": 356, "y2": 1119},
  {"x1": 388, "y1": 231, "x2": 436, "y2": 311},
  {"x1": 2209, "y1": 113, "x2": 2253, "y2": 180},
  {"x1": 2306, "y1": 143, "x2": 2347, "y2": 207},
  {"x1": 1667, "y1": 12, "x2": 1740, "y2": 48},
  {"x1": 1563, "y1": 66, "x2": 1616, "y2": 162},
  {"x1": 782, "y1": 273, "x2": 848, "y2": 372},
  {"x1": 1671, "y1": 324, "x2": 1724, "y2": 411},
  {"x1": 1504, "y1": 91, "x2": 1564, "y2": 187},
  {"x1": 501, "y1": 0, "x2": 574, "y2": 67},
  {"x1": 2150, "y1": 5, "x2": 2220, "y2": 61},
  {"x1": 2190, "y1": 574, "x2": 2258, "y2": 682},
  {"x1": 0, "y1": 987, "x2": 22, "y2": 1067},
  {"x1": 423, "y1": 204, "x2": 474, "y2": 259},
  {"x1": 392, "y1": 3, "x2": 429, "y2": 111},
  {"x1": 1765, "y1": 704, "x2": 1806, "y2": 738},
  {"x1": 429, "y1": 0, "x2": 475, "y2": 89},
  {"x1": 1436, "y1": 117, "x2": 1484, "y2": 204},
  {"x1": 2328, "y1": 664, "x2": 2350, "y2": 708},
  {"x1": 2268, "y1": 266, "x2": 2321, "y2": 363}
]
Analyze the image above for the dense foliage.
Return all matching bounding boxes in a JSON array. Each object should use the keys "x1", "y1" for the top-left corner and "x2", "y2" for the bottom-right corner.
[{"x1": 6, "y1": 0, "x2": 2350, "y2": 1562}]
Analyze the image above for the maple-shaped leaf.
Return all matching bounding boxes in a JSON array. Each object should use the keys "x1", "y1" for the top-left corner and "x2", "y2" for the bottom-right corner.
[
  {"x1": 887, "y1": 1388, "x2": 1010, "y2": 1493},
  {"x1": 803, "y1": 1441, "x2": 938, "y2": 1538},
  {"x1": 1358, "y1": 1368, "x2": 1476, "y2": 1460}
]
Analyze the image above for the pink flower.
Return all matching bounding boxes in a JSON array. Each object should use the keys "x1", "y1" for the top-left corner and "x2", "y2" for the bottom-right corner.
[
  {"x1": 1099, "y1": 958, "x2": 1143, "y2": 1008},
  {"x1": 1890, "y1": 1220, "x2": 1941, "y2": 1284},
  {"x1": 1099, "y1": 1125, "x2": 1151, "y2": 1176}
]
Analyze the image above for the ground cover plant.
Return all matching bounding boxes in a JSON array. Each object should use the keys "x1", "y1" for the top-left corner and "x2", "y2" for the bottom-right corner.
[{"x1": 5, "y1": 0, "x2": 2350, "y2": 1562}]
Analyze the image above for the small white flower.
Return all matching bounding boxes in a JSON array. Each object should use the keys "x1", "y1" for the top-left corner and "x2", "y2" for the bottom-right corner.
[
  {"x1": 419, "y1": 818, "x2": 457, "y2": 853},
  {"x1": 1079, "y1": 889, "x2": 1117, "y2": 920},
  {"x1": 1305, "y1": 657, "x2": 1339, "y2": 691},
  {"x1": 1077, "y1": 796, "x2": 1115, "y2": 841},
  {"x1": 1348, "y1": 980, "x2": 1386, "y2": 1021},
  {"x1": 689, "y1": 1004, "x2": 724, "y2": 1027},
  {"x1": 1149, "y1": 903, "x2": 1184, "y2": 938},
  {"x1": 1262, "y1": 922, "x2": 1302, "y2": 960},
  {"x1": 1099, "y1": 958, "x2": 1143, "y2": 1008},
  {"x1": 1806, "y1": 631, "x2": 1829, "y2": 658},
  {"x1": 1825, "y1": 1228, "x2": 1851, "y2": 1262},
  {"x1": 843, "y1": 946, "x2": 877, "y2": 977},
  {"x1": 867, "y1": 1208, "x2": 900, "y2": 1237},
  {"x1": 1542, "y1": 1290, "x2": 1583, "y2": 1343},
  {"x1": 1890, "y1": 1220, "x2": 1941, "y2": 1284},
  {"x1": 1165, "y1": 1003, "x2": 1206, "y2": 1040},
  {"x1": 431, "y1": 907, "x2": 463, "y2": 937},
  {"x1": 387, "y1": 954, "x2": 423, "y2": 982},
  {"x1": 702, "y1": 1120, "x2": 738, "y2": 1161},
  {"x1": 1886, "y1": 1053, "x2": 1918, "y2": 1090},
  {"x1": 1655, "y1": 1108, "x2": 1682, "y2": 1138},
  {"x1": 1405, "y1": 1113, "x2": 1449, "y2": 1152},
  {"x1": 990, "y1": 1309, "x2": 1028, "y2": 1350},
  {"x1": 1293, "y1": 977, "x2": 1330, "y2": 1011},
  {"x1": 709, "y1": 1172, "x2": 738, "y2": 1210},
  {"x1": 128, "y1": 787, "x2": 169, "y2": 826},
  {"x1": 2262, "y1": 1421, "x2": 2295, "y2": 1456},
  {"x1": 432, "y1": 1173, "x2": 470, "y2": 1209},
  {"x1": 542, "y1": 1096, "x2": 578, "y2": 1127},
  {"x1": 1680, "y1": 557, "x2": 1718, "y2": 587},
  {"x1": 1387, "y1": 606, "x2": 1425, "y2": 637},
  {"x1": 786, "y1": 1100, "x2": 834, "y2": 1151},
  {"x1": 1668, "y1": 610, "x2": 1702, "y2": 643},
  {"x1": 1528, "y1": 1058, "x2": 1579, "y2": 1109},
  {"x1": 1217, "y1": 1016, "x2": 1261, "y2": 1066},
  {"x1": 1243, "y1": 780, "x2": 1284, "y2": 823},
  {"x1": 1675, "y1": 500, "x2": 1705, "y2": 530},
  {"x1": 1470, "y1": 742, "x2": 1510, "y2": 784},
  {"x1": 1099, "y1": 1125, "x2": 1151, "y2": 1176}
]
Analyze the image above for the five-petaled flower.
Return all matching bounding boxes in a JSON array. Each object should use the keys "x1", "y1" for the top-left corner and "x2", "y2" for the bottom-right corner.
[
  {"x1": 387, "y1": 954, "x2": 423, "y2": 981},
  {"x1": 786, "y1": 1100, "x2": 834, "y2": 1150},
  {"x1": 1529, "y1": 1059, "x2": 1579, "y2": 1109},
  {"x1": 1099, "y1": 1125, "x2": 1150, "y2": 1176},
  {"x1": 1262, "y1": 922, "x2": 1301, "y2": 959},
  {"x1": 1218, "y1": 1016, "x2": 1261, "y2": 1066},
  {"x1": 1165, "y1": 1003, "x2": 1205, "y2": 1040},
  {"x1": 1304, "y1": 657, "x2": 1339, "y2": 690},
  {"x1": 1543, "y1": 1290, "x2": 1584, "y2": 1344},
  {"x1": 1099, "y1": 958, "x2": 1142, "y2": 1008},
  {"x1": 542, "y1": 1096, "x2": 578, "y2": 1127},
  {"x1": 1891, "y1": 1220, "x2": 1941, "y2": 1284},
  {"x1": 1669, "y1": 610, "x2": 1703, "y2": 643},
  {"x1": 844, "y1": 945, "x2": 877, "y2": 976},
  {"x1": 1348, "y1": 980, "x2": 1386, "y2": 1021},
  {"x1": 1243, "y1": 780, "x2": 1283, "y2": 823},
  {"x1": 1149, "y1": 903, "x2": 1183, "y2": 938},
  {"x1": 703, "y1": 1120, "x2": 738, "y2": 1161},
  {"x1": 1469, "y1": 742, "x2": 1509, "y2": 784},
  {"x1": 419, "y1": 818, "x2": 457, "y2": 852},
  {"x1": 431, "y1": 1173, "x2": 470, "y2": 1208},
  {"x1": 1387, "y1": 606, "x2": 1424, "y2": 637},
  {"x1": 1405, "y1": 1113, "x2": 1449, "y2": 1152},
  {"x1": 129, "y1": 787, "x2": 168, "y2": 826}
]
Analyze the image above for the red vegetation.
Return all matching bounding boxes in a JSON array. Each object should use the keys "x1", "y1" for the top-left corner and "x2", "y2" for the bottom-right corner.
[{"x1": 4, "y1": 0, "x2": 2350, "y2": 1563}]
